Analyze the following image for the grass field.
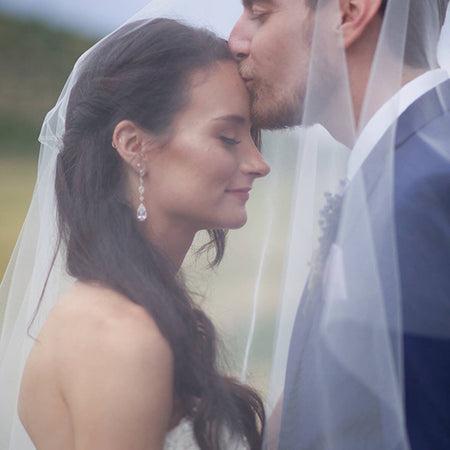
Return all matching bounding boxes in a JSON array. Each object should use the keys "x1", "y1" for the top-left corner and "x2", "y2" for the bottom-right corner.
[
  {"x1": 0, "y1": 155, "x2": 37, "y2": 279},
  {"x1": 0, "y1": 13, "x2": 91, "y2": 279}
]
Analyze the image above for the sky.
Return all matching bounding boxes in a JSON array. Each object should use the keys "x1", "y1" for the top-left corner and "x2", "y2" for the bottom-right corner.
[{"x1": 0, "y1": 0, "x2": 243, "y2": 38}]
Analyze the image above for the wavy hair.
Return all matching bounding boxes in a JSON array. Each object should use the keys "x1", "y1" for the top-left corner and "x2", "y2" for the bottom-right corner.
[{"x1": 55, "y1": 18, "x2": 264, "y2": 449}]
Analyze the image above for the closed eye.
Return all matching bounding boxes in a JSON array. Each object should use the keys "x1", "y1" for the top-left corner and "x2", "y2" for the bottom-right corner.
[
  {"x1": 251, "y1": 12, "x2": 268, "y2": 21},
  {"x1": 250, "y1": 7, "x2": 270, "y2": 22},
  {"x1": 220, "y1": 136, "x2": 241, "y2": 146}
]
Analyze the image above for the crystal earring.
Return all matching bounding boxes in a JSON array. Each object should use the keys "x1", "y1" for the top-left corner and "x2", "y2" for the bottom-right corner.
[{"x1": 136, "y1": 161, "x2": 147, "y2": 222}]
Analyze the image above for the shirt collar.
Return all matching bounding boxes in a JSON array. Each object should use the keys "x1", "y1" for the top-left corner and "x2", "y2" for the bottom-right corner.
[{"x1": 347, "y1": 68, "x2": 449, "y2": 181}]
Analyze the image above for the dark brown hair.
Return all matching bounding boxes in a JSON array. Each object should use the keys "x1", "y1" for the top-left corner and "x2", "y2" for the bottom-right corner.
[
  {"x1": 378, "y1": 0, "x2": 449, "y2": 68},
  {"x1": 55, "y1": 18, "x2": 264, "y2": 449},
  {"x1": 306, "y1": 0, "x2": 449, "y2": 68}
]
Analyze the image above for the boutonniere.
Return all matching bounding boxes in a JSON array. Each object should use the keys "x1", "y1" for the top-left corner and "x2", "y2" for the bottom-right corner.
[{"x1": 308, "y1": 180, "x2": 346, "y2": 291}]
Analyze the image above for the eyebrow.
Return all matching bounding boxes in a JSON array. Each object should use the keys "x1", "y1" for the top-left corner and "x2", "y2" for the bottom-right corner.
[
  {"x1": 242, "y1": 0, "x2": 274, "y2": 7},
  {"x1": 213, "y1": 115, "x2": 247, "y2": 125}
]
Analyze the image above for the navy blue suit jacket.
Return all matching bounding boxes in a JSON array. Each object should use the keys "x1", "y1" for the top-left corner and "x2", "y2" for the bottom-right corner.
[{"x1": 278, "y1": 79, "x2": 450, "y2": 449}]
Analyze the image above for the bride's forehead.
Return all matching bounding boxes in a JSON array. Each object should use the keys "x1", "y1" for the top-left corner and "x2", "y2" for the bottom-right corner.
[
  {"x1": 171, "y1": 70, "x2": 250, "y2": 124},
  {"x1": 187, "y1": 63, "x2": 245, "y2": 97}
]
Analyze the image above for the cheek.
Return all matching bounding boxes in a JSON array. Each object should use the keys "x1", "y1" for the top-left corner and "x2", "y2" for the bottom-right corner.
[
  {"x1": 254, "y1": 28, "x2": 300, "y2": 83},
  {"x1": 175, "y1": 144, "x2": 237, "y2": 194},
  {"x1": 253, "y1": 30, "x2": 281, "y2": 69},
  {"x1": 200, "y1": 154, "x2": 237, "y2": 188},
  {"x1": 275, "y1": 42, "x2": 309, "y2": 96}
]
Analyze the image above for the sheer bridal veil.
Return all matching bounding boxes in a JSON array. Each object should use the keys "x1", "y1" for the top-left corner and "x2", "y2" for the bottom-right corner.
[{"x1": 1, "y1": 1, "x2": 449, "y2": 449}]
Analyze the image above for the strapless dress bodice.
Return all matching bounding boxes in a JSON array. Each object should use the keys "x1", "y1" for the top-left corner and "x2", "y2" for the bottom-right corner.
[{"x1": 164, "y1": 418, "x2": 248, "y2": 449}]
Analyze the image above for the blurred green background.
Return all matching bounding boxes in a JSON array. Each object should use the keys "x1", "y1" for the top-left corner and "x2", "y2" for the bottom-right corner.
[
  {"x1": 0, "y1": 13, "x2": 292, "y2": 395},
  {"x1": 0, "y1": 10, "x2": 348, "y2": 398},
  {"x1": 0, "y1": 13, "x2": 94, "y2": 279}
]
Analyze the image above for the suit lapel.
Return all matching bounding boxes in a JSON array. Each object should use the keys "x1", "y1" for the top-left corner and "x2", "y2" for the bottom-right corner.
[{"x1": 361, "y1": 78, "x2": 450, "y2": 200}]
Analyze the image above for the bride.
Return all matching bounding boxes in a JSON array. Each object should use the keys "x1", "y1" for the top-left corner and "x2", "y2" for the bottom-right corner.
[{"x1": 5, "y1": 18, "x2": 269, "y2": 450}]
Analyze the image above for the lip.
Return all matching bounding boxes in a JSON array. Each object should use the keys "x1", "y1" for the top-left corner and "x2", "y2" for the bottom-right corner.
[
  {"x1": 239, "y1": 72, "x2": 253, "y2": 83},
  {"x1": 226, "y1": 187, "x2": 251, "y2": 201}
]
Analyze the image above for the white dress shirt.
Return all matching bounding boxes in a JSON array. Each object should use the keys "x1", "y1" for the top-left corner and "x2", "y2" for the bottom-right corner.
[
  {"x1": 323, "y1": 69, "x2": 449, "y2": 302},
  {"x1": 347, "y1": 69, "x2": 450, "y2": 182}
]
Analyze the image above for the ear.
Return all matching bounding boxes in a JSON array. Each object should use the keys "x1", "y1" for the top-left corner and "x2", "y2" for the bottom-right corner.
[
  {"x1": 112, "y1": 120, "x2": 152, "y2": 170},
  {"x1": 339, "y1": 0, "x2": 383, "y2": 48}
]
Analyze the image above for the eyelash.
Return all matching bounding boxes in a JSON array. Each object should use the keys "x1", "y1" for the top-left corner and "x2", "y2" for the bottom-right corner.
[
  {"x1": 250, "y1": 9, "x2": 268, "y2": 21},
  {"x1": 220, "y1": 136, "x2": 241, "y2": 146}
]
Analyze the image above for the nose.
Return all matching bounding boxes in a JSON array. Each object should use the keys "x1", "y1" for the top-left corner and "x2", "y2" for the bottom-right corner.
[
  {"x1": 229, "y1": 16, "x2": 251, "y2": 61},
  {"x1": 241, "y1": 140, "x2": 271, "y2": 179}
]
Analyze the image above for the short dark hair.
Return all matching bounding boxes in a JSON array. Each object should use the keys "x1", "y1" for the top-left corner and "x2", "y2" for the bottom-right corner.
[
  {"x1": 305, "y1": 0, "x2": 449, "y2": 67},
  {"x1": 378, "y1": 0, "x2": 449, "y2": 67}
]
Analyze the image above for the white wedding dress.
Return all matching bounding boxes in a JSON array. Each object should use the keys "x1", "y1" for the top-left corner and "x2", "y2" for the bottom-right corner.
[
  {"x1": 9, "y1": 416, "x2": 247, "y2": 449},
  {"x1": 164, "y1": 418, "x2": 248, "y2": 450},
  {"x1": 164, "y1": 419, "x2": 198, "y2": 450}
]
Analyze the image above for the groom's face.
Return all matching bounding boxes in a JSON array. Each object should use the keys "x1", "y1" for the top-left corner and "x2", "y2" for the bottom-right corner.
[{"x1": 229, "y1": 0, "x2": 315, "y2": 129}]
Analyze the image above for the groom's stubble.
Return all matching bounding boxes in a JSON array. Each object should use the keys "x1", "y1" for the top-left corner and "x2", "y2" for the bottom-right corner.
[
  {"x1": 229, "y1": 0, "x2": 321, "y2": 130},
  {"x1": 245, "y1": 27, "x2": 315, "y2": 130},
  {"x1": 248, "y1": 31, "x2": 340, "y2": 131},
  {"x1": 246, "y1": 72, "x2": 307, "y2": 129}
]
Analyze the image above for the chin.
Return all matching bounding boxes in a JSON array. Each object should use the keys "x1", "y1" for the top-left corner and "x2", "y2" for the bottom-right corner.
[
  {"x1": 219, "y1": 214, "x2": 248, "y2": 230},
  {"x1": 251, "y1": 90, "x2": 304, "y2": 130}
]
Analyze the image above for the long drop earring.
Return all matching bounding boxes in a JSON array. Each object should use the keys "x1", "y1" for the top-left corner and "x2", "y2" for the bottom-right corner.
[{"x1": 136, "y1": 161, "x2": 147, "y2": 222}]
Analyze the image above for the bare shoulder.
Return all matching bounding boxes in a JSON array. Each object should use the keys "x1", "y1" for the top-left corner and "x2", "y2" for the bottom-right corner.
[
  {"x1": 45, "y1": 282, "x2": 175, "y2": 447},
  {"x1": 50, "y1": 281, "x2": 173, "y2": 376},
  {"x1": 20, "y1": 282, "x2": 175, "y2": 448},
  {"x1": 50, "y1": 282, "x2": 167, "y2": 342}
]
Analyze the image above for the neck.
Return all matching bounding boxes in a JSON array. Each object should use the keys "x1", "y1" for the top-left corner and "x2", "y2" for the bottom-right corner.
[
  {"x1": 344, "y1": 18, "x2": 429, "y2": 137},
  {"x1": 142, "y1": 219, "x2": 196, "y2": 270},
  {"x1": 354, "y1": 63, "x2": 427, "y2": 135},
  {"x1": 127, "y1": 173, "x2": 195, "y2": 270}
]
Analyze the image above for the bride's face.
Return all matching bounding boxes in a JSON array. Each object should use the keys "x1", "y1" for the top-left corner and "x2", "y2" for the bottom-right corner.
[{"x1": 144, "y1": 61, "x2": 270, "y2": 234}]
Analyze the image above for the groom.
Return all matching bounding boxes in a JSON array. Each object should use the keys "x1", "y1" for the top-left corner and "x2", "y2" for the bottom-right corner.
[{"x1": 230, "y1": 0, "x2": 450, "y2": 448}]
